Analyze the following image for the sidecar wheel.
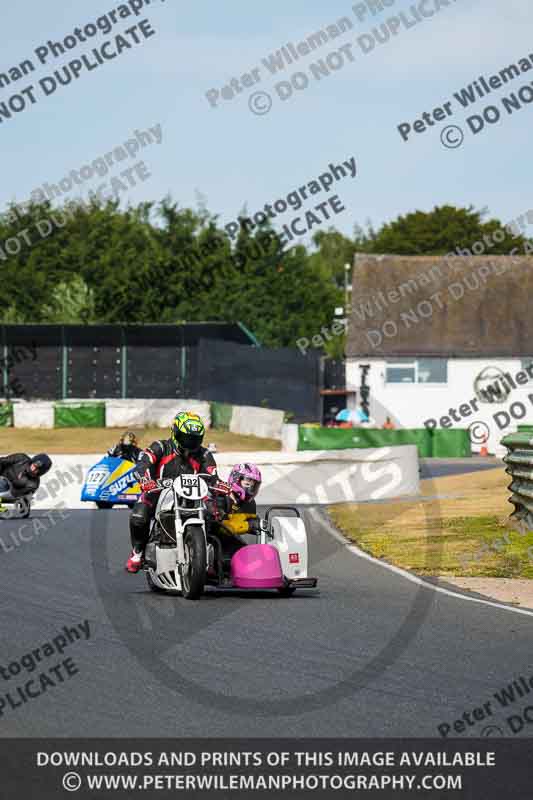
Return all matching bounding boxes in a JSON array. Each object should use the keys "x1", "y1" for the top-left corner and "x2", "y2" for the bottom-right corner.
[{"x1": 181, "y1": 525, "x2": 207, "y2": 600}]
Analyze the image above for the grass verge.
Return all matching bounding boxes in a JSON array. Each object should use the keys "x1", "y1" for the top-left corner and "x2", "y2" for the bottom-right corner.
[
  {"x1": 0, "y1": 427, "x2": 281, "y2": 454},
  {"x1": 329, "y1": 467, "x2": 533, "y2": 579}
]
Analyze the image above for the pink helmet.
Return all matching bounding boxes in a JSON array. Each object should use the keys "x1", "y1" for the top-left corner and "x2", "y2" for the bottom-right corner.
[{"x1": 228, "y1": 463, "x2": 262, "y2": 502}]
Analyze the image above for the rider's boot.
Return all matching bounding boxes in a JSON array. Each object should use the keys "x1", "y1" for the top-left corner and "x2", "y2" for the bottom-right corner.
[{"x1": 125, "y1": 549, "x2": 143, "y2": 573}]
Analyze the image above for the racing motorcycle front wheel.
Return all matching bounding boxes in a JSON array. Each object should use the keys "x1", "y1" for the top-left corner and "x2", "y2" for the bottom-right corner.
[
  {"x1": 180, "y1": 524, "x2": 207, "y2": 600},
  {"x1": 14, "y1": 497, "x2": 31, "y2": 519}
]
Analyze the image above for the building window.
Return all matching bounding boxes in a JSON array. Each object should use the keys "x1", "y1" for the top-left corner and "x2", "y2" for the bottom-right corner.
[
  {"x1": 385, "y1": 359, "x2": 447, "y2": 384},
  {"x1": 385, "y1": 360, "x2": 415, "y2": 383},
  {"x1": 417, "y1": 358, "x2": 448, "y2": 383}
]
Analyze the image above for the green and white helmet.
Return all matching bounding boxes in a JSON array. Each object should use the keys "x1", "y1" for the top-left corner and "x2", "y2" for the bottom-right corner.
[{"x1": 171, "y1": 411, "x2": 206, "y2": 454}]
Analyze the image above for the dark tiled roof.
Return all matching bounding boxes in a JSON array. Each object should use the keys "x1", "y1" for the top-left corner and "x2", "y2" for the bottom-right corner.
[{"x1": 347, "y1": 254, "x2": 532, "y2": 358}]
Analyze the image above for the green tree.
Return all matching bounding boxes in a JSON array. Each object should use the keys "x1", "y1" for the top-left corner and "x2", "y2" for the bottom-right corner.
[
  {"x1": 40, "y1": 275, "x2": 97, "y2": 323},
  {"x1": 310, "y1": 228, "x2": 355, "y2": 286},
  {"x1": 354, "y1": 205, "x2": 530, "y2": 255}
]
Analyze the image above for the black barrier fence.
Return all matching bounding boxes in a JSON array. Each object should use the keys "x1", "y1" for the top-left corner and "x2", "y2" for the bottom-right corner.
[
  {"x1": 0, "y1": 325, "x2": 321, "y2": 420},
  {"x1": 195, "y1": 339, "x2": 321, "y2": 422}
]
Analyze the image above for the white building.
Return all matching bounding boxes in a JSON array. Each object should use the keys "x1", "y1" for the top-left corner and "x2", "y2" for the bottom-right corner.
[{"x1": 346, "y1": 254, "x2": 533, "y2": 455}]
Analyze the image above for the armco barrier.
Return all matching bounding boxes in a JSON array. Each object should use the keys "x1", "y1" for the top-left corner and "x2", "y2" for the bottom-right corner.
[
  {"x1": 297, "y1": 426, "x2": 471, "y2": 458},
  {"x1": 501, "y1": 432, "x2": 533, "y2": 526},
  {"x1": 54, "y1": 403, "x2": 106, "y2": 428}
]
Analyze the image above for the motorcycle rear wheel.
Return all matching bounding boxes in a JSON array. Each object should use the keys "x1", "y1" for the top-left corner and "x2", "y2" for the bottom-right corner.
[
  {"x1": 180, "y1": 525, "x2": 207, "y2": 600},
  {"x1": 15, "y1": 497, "x2": 31, "y2": 519}
]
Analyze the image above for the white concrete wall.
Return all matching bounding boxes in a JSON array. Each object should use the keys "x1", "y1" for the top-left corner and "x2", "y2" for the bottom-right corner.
[
  {"x1": 30, "y1": 446, "x2": 419, "y2": 509},
  {"x1": 105, "y1": 399, "x2": 211, "y2": 428},
  {"x1": 144, "y1": 400, "x2": 211, "y2": 428},
  {"x1": 281, "y1": 423, "x2": 299, "y2": 451},
  {"x1": 105, "y1": 401, "x2": 146, "y2": 428},
  {"x1": 229, "y1": 405, "x2": 285, "y2": 440},
  {"x1": 13, "y1": 402, "x2": 55, "y2": 428},
  {"x1": 347, "y1": 357, "x2": 533, "y2": 455}
]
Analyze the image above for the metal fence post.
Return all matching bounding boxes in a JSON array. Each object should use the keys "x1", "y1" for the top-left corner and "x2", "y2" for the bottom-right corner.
[
  {"x1": 61, "y1": 326, "x2": 68, "y2": 400},
  {"x1": 121, "y1": 327, "x2": 127, "y2": 399},
  {"x1": 3, "y1": 342, "x2": 8, "y2": 400},
  {"x1": 181, "y1": 347, "x2": 187, "y2": 397}
]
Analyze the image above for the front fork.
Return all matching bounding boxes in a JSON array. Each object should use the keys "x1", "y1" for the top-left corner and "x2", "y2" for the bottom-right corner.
[
  {"x1": 174, "y1": 506, "x2": 207, "y2": 565},
  {"x1": 174, "y1": 508, "x2": 186, "y2": 564}
]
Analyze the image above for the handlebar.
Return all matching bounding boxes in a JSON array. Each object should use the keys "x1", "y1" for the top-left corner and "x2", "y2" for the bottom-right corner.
[{"x1": 143, "y1": 474, "x2": 218, "y2": 493}]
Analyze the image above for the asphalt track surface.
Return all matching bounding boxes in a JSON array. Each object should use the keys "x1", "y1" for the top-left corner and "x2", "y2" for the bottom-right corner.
[
  {"x1": 0, "y1": 460, "x2": 531, "y2": 739},
  {"x1": 419, "y1": 457, "x2": 502, "y2": 479}
]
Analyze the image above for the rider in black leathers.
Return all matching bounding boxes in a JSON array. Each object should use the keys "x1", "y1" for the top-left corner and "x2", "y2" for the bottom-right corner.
[
  {"x1": 107, "y1": 431, "x2": 141, "y2": 462},
  {"x1": 125, "y1": 412, "x2": 218, "y2": 573},
  {"x1": 0, "y1": 453, "x2": 52, "y2": 510}
]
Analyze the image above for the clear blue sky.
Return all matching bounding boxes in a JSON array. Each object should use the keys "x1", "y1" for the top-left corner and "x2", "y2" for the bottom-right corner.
[{"x1": 1, "y1": 0, "x2": 530, "y2": 244}]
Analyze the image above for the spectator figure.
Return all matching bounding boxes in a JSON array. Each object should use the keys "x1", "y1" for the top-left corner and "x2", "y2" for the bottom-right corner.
[{"x1": 382, "y1": 416, "x2": 396, "y2": 430}]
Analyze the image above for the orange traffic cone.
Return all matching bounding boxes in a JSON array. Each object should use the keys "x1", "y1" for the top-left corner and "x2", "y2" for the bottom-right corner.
[{"x1": 479, "y1": 433, "x2": 489, "y2": 457}]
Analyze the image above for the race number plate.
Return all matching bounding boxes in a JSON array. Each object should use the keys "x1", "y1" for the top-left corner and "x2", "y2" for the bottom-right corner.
[{"x1": 176, "y1": 474, "x2": 205, "y2": 500}]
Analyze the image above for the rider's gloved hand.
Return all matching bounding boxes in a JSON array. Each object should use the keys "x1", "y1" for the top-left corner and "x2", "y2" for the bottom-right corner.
[
  {"x1": 247, "y1": 516, "x2": 260, "y2": 534},
  {"x1": 140, "y1": 477, "x2": 158, "y2": 493},
  {"x1": 229, "y1": 482, "x2": 246, "y2": 503},
  {"x1": 212, "y1": 479, "x2": 232, "y2": 495}
]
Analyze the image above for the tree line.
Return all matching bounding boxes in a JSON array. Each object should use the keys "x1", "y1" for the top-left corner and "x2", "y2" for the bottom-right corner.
[{"x1": 1, "y1": 197, "x2": 529, "y2": 354}]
